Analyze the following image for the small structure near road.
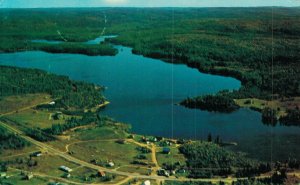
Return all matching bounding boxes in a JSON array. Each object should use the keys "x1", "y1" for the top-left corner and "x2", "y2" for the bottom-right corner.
[
  {"x1": 142, "y1": 180, "x2": 151, "y2": 185},
  {"x1": 158, "y1": 169, "x2": 170, "y2": 177},
  {"x1": 25, "y1": 173, "x2": 34, "y2": 180},
  {"x1": 98, "y1": 171, "x2": 106, "y2": 177},
  {"x1": 116, "y1": 139, "x2": 126, "y2": 144},
  {"x1": 63, "y1": 173, "x2": 71, "y2": 178},
  {"x1": 162, "y1": 147, "x2": 171, "y2": 154},
  {"x1": 59, "y1": 166, "x2": 73, "y2": 173},
  {"x1": 49, "y1": 101, "x2": 56, "y2": 105},
  {"x1": 107, "y1": 161, "x2": 115, "y2": 167},
  {"x1": 30, "y1": 151, "x2": 42, "y2": 157}
]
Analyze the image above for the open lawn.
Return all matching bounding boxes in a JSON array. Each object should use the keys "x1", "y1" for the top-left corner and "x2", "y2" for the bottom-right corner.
[
  {"x1": 0, "y1": 93, "x2": 51, "y2": 115},
  {"x1": 156, "y1": 147, "x2": 186, "y2": 167},
  {"x1": 68, "y1": 140, "x2": 152, "y2": 168},
  {"x1": 69, "y1": 166, "x2": 127, "y2": 184},
  {"x1": 5, "y1": 109, "x2": 74, "y2": 129},
  {"x1": 0, "y1": 170, "x2": 49, "y2": 185},
  {"x1": 72, "y1": 125, "x2": 127, "y2": 141},
  {"x1": 117, "y1": 165, "x2": 151, "y2": 175},
  {"x1": 8, "y1": 154, "x2": 79, "y2": 177},
  {"x1": 0, "y1": 145, "x2": 40, "y2": 159}
]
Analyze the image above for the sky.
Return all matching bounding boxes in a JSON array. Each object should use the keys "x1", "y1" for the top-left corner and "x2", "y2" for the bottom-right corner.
[{"x1": 0, "y1": 0, "x2": 300, "y2": 8}]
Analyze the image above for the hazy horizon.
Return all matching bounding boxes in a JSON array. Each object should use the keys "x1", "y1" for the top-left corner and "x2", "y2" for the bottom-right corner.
[{"x1": 1, "y1": 0, "x2": 300, "y2": 8}]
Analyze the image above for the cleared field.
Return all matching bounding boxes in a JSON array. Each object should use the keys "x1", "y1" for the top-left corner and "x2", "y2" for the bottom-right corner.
[
  {"x1": 156, "y1": 147, "x2": 186, "y2": 167},
  {"x1": 117, "y1": 165, "x2": 151, "y2": 175},
  {"x1": 0, "y1": 145, "x2": 40, "y2": 159},
  {"x1": 234, "y1": 98, "x2": 300, "y2": 117},
  {"x1": 9, "y1": 154, "x2": 79, "y2": 177},
  {"x1": 0, "y1": 170, "x2": 49, "y2": 185},
  {"x1": 4, "y1": 109, "x2": 73, "y2": 129},
  {"x1": 72, "y1": 126, "x2": 127, "y2": 141},
  {"x1": 68, "y1": 140, "x2": 152, "y2": 168},
  {"x1": 70, "y1": 166, "x2": 127, "y2": 184},
  {"x1": 0, "y1": 93, "x2": 51, "y2": 115}
]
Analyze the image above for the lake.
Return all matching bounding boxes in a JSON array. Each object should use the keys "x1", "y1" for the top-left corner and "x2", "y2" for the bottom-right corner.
[{"x1": 1, "y1": 36, "x2": 299, "y2": 161}]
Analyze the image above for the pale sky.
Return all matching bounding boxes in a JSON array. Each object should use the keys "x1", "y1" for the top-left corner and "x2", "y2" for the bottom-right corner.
[{"x1": 1, "y1": 0, "x2": 300, "y2": 8}]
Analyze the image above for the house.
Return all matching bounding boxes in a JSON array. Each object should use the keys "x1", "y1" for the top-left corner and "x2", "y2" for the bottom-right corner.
[
  {"x1": 170, "y1": 170, "x2": 176, "y2": 175},
  {"x1": 151, "y1": 137, "x2": 158, "y2": 142},
  {"x1": 141, "y1": 136, "x2": 148, "y2": 143},
  {"x1": 0, "y1": 172, "x2": 6, "y2": 178},
  {"x1": 142, "y1": 180, "x2": 151, "y2": 185},
  {"x1": 108, "y1": 162, "x2": 115, "y2": 167},
  {"x1": 98, "y1": 171, "x2": 106, "y2": 177},
  {"x1": 49, "y1": 101, "x2": 56, "y2": 105},
  {"x1": 116, "y1": 139, "x2": 126, "y2": 144},
  {"x1": 63, "y1": 173, "x2": 71, "y2": 178},
  {"x1": 157, "y1": 169, "x2": 169, "y2": 177},
  {"x1": 162, "y1": 147, "x2": 171, "y2": 154},
  {"x1": 25, "y1": 173, "x2": 34, "y2": 180},
  {"x1": 59, "y1": 166, "x2": 73, "y2": 173},
  {"x1": 31, "y1": 151, "x2": 42, "y2": 157},
  {"x1": 128, "y1": 134, "x2": 135, "y2": 139}
]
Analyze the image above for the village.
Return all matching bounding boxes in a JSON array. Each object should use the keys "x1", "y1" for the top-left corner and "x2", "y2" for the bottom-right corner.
[{"x1": 0, "y1": 98, "x2": 189, "y2": 185}]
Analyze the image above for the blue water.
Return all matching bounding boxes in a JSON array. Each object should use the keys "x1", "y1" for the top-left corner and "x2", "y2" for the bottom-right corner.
[{"x1": 1, "y1": 36, "x2": 299, "y2": 161}]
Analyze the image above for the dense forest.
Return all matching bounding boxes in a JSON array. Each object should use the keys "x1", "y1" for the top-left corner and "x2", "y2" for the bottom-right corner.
[
  {"x1": 0, "y1": 126, "x2": 29, "y2": 153},
  {"x1": 0, "y1": 8, "x2": 117, "y2": 56},
  {"x1": 178, "y1": 142, "x2": 272, "y2": 178},
  {"x1": 0, "y1": 8, "x2": 299, "y2": 119},
  {"x1": 0, "y1": 65, "x2": 105, "y2": 109},
  {"x1": 280, "y1": 109, "x2": 300, "y2": 126}
]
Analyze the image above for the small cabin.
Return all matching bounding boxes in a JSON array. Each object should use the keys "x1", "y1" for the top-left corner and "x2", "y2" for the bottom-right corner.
[
  {"x1": 25, "y1": 173, "x2": 34, "y2": 180},
  {"x1": 59, "y1": 166, "x2": 73, "y2": 173},
  {"x1": 108, "y1": 162, "x2": 115, "y2": 167},
  {"x1": 162, "y1": 147, "x2": 171, "y2": 154},
  {"x1": 98, "y1": 171, "x2": 106, "y2": 177},
  {"x1": 63, "y1": 173, "x2": 71, "y2": 178},
  {"x1": 142, "y1": 180, "x2": 151, "y2": 185},
  {"x1": 31, "y1": 151, "x2": 42, "y2": 157},
  {"x1": 49, "y1": 101, "x2": 56, "y2": 105},
  {"x1": 116, "y1": 139, "x2": 126, "y2": 144}
]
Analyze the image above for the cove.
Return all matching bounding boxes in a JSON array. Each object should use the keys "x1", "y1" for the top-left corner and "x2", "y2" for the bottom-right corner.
[{"x1": 1, "y1": 36, "x2": 300, "y2": 161}]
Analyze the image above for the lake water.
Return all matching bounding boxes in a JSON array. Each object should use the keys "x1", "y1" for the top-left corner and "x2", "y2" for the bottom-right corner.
[{"x1": 1, "y1": 36, "x2": 299, "y2": 161}]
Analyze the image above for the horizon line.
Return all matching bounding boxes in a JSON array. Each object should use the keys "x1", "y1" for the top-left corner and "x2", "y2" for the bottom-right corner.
[{"x1": 1, "y1": 6, "x2": 300, "y2": 9}]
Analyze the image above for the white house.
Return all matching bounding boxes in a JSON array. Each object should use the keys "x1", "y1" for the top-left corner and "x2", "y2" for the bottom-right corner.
[
  {"x1": 142, "y1": 180, "x2": 151, "y2": 185},
  {"x1": 59, "y1": 166, "x2": 73, "y2": 173}
]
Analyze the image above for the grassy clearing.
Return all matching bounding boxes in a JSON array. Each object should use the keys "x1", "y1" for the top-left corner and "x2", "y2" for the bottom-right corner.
[
  {"x1": 117, "y1": 165, "x2": 150, "y2": 175},
  {"x1": 70, "y1": 166, "x2": 127, "y2": 184},
  {"x1": 47, "y1": 125, "x2": 129, "y2": 154},
  {"x1": 9, "y1": 154, "x2": 79, "y2": 177},
  {"x1": 0, "y1": 93, "x2": 51, "y2": 115},
  {"x1": 0, "y1": 170, "x2": 49, "y2": 185},
  {"x1": 235, "y1": 97, "x2": 300, "y2": 117},
  {"x1": 72, "y1": 126, "x2": 127, "y2": 141},
  {"x1": 0, "y1": 145, "x2": 40, "y2": 159},
  {"x1": 5, "y1": 109, "x2": 75, "y2": 129},
  {"x1": 69, "y1": 140, "x2": 152, "y2": 168},
  {"x1": 156, "y1": 147, "x2": 186, "y2": 167}
]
